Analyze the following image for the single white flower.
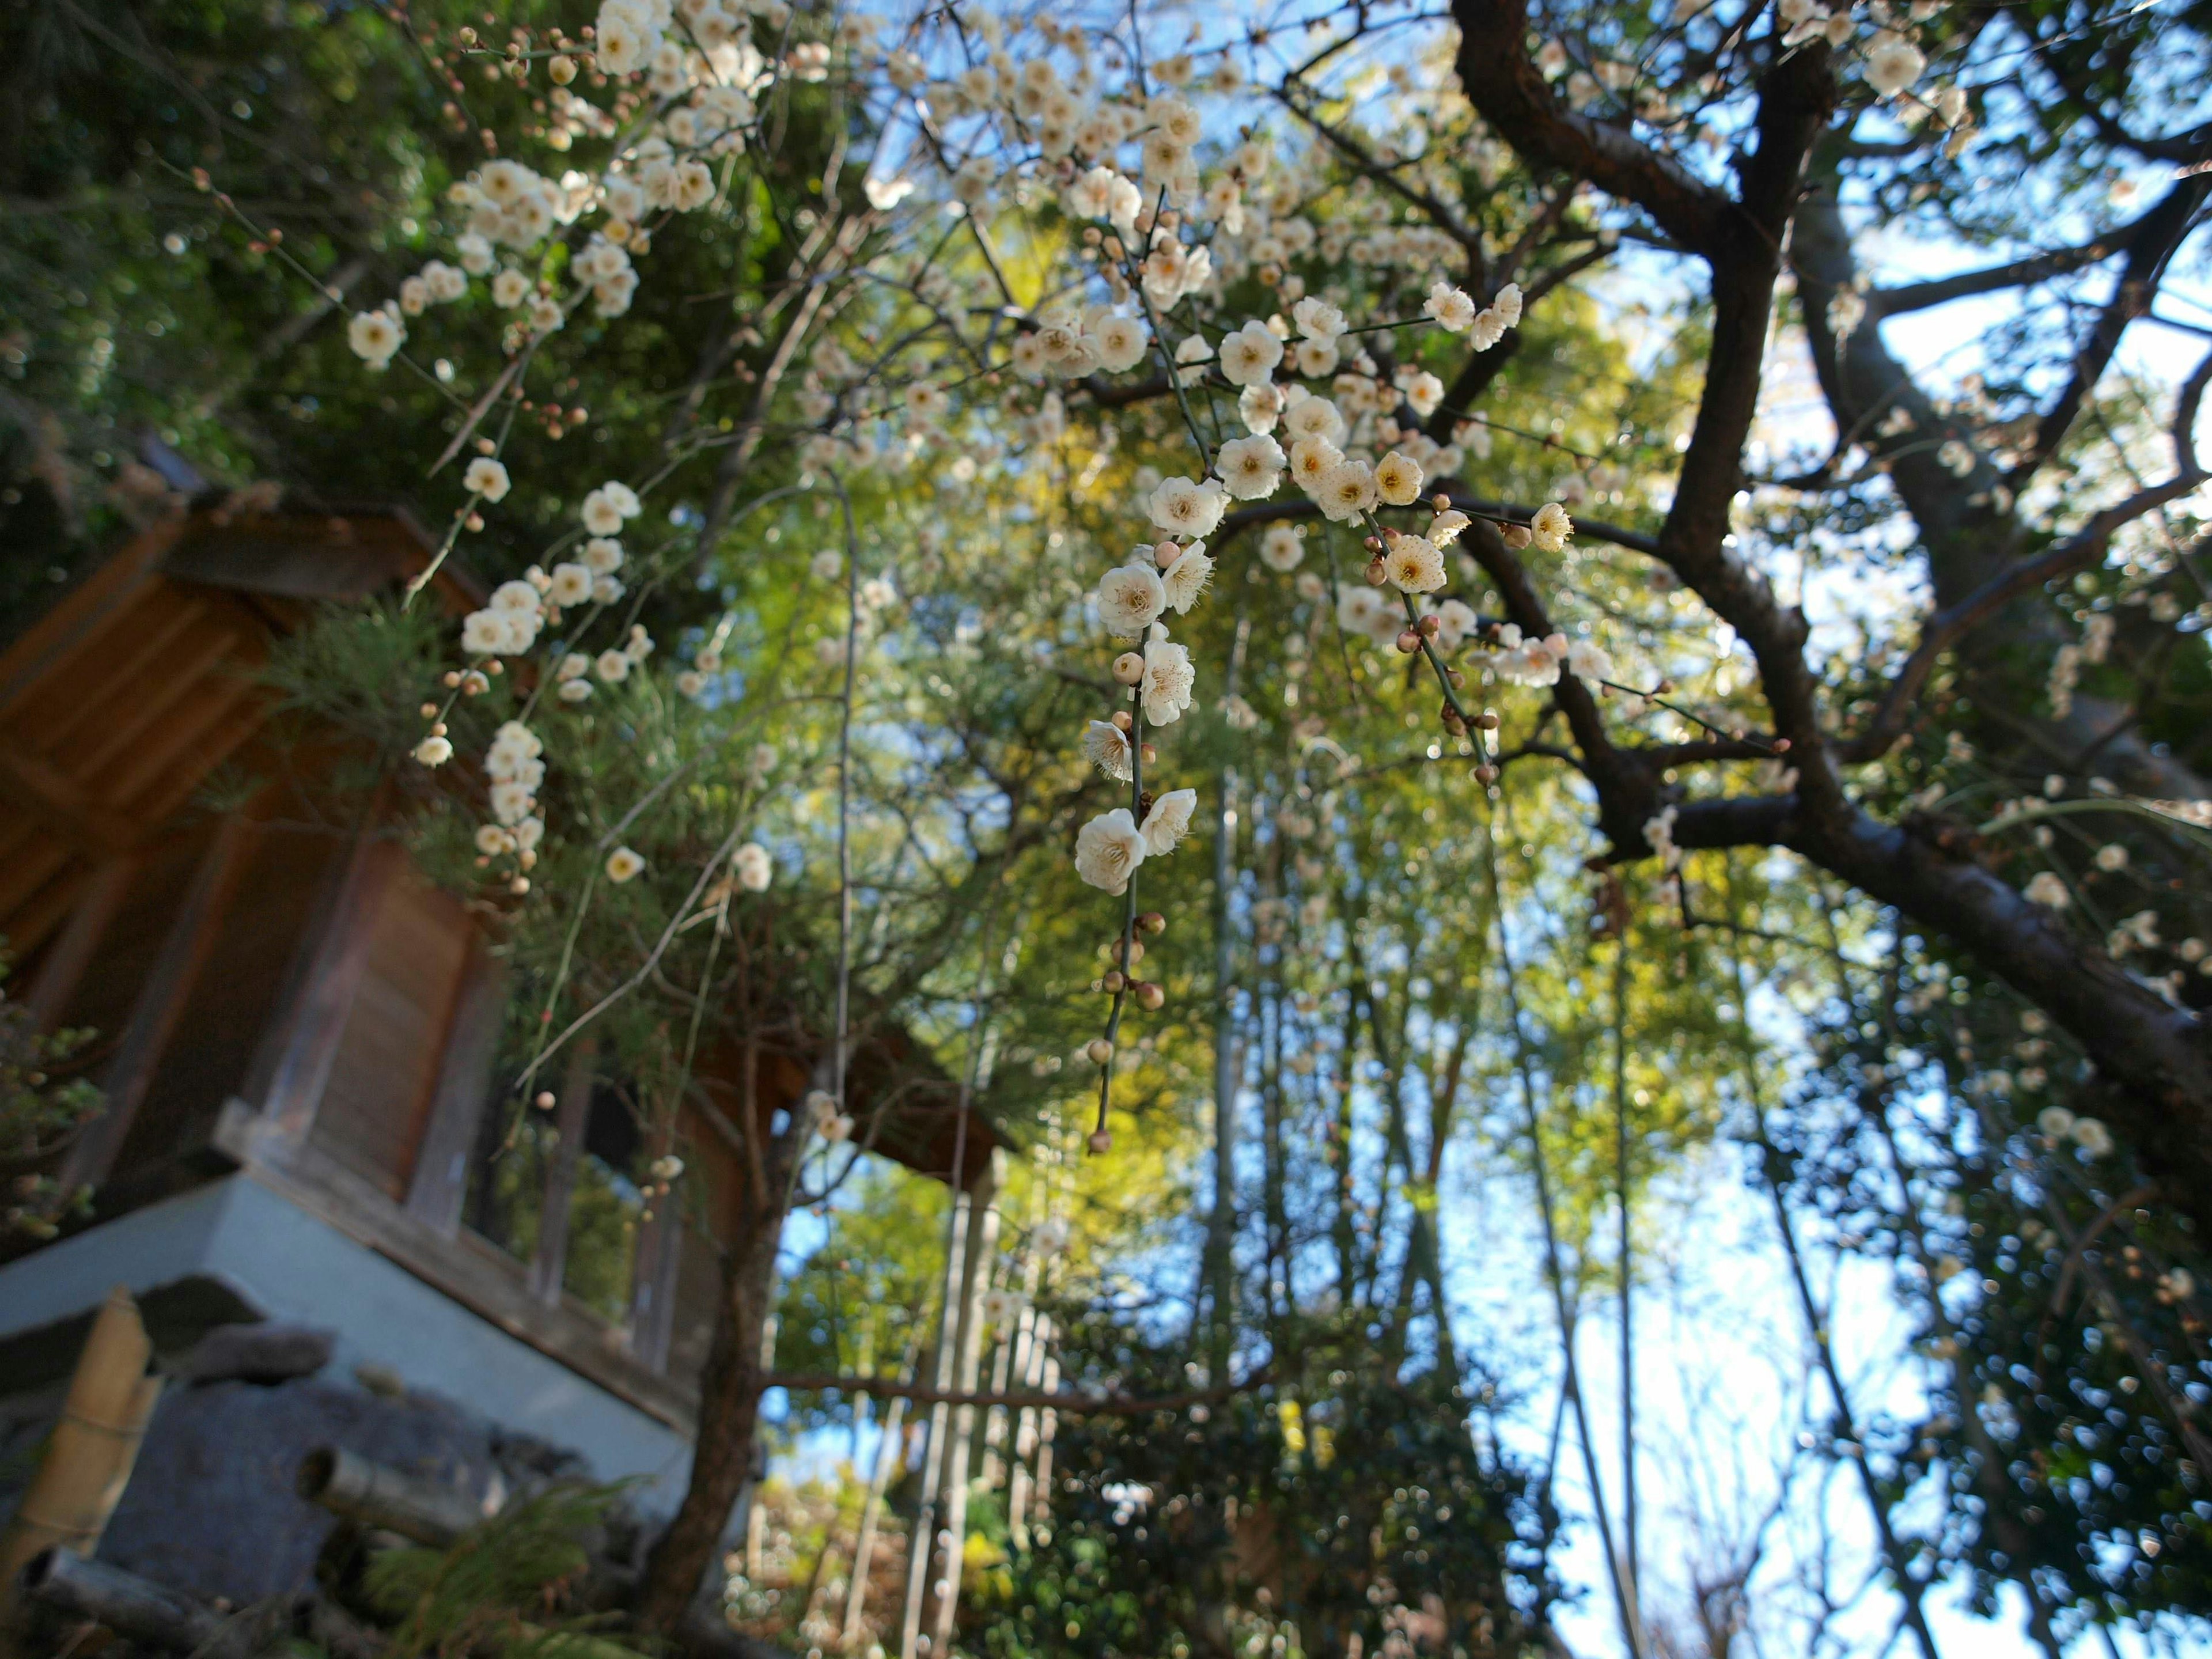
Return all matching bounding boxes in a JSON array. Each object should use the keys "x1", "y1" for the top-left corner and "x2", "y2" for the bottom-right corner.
[
  {"x1": 1239, "y1": 381, "x2": 1286, "y2": 435},
  {"x1": 1161, "y1": 543, "x2": 1214, "y2": 612},
  {"x1": 1291, "y1": 295, "x2": 1347, "y2": 340},
  {"x1": 1315, "y1": 459, "x2": 1378, "y2": 522},
  {"x1": 1865, "y1": 32, "x2": 1926, "y2": 99},
  {"x1": 605, "y1": 845, "x2": 646, "y2": 883},
  {"x1": 1141, "y1": 637, "x2": 1196, "y2": 725},
  {"x1": 2024, "y1": 870, "x2": 2070, "y2": 908},
  {"x1": 1141, "y1": 788, "x2": 1198, "y2": 855},
  {"x1": 581, "y1": 489, "x2": 626, "y2": 536},
  {"x1": 1282, "y1": 395, "x2": 1345, "y2": 445},
  {"x1": 596, "y1": 648, "x2": 631, "y2": 683},
  {"x1": 733, "y1": 842, "x2": 774, "y2": 891},
  {"x1": 1096, "y1": 562, "x2": 1169, "y2": 637},
  {"x1": 414, "y1": 735, "x2": 453, "y2": 766},
  {"x1": 547, "y1": 562, "x2": 593, "y2": 606},
  {"x1": 1215, "y1": 433, "x2": 1287, "y2": 500},
  {"x1": 347, "y1": 307, "x2": 405, "y2": 368},
  {"x1": 1373, "y1": 450, "x2": 1425, "y2": 507},
  {"x1": 583, "y1": 537, "x2": 625, "y2": 573},
  {"x1": 1218, "y1": 320, "x2": 1285, "y2": 387},
  {"x1": 1259, "y1": 524, "x2": 1304, "y2": 571},
  {"x1": 1084, "y1": 719, "x2": 1134, "y2": 781},
  {"x1": 1147, "y1": 475, "x2": 1229, "y2": 537},
  {"x1": 1529, "y1": 501, "x2": 1574, "y2": 552},
  {"x1": 1385, "y1": 534, "x2": 1446, "y2": 593},
  {"x1": 1093, "y1": 313, "x2": 1150, "y2": 373},
  {"x1": 1425, "y1": 281, "x2": 1479, "y2": 332},
  {"x1": 1566, "y1": 639, "x2": 1612, "y2": 682},
  {"x1": 1074, "y1": 808, "x2": 1147, "y2": 894},
  {"x1": 1429, "y1": 509, "x2": 1472, "y2": 546}
]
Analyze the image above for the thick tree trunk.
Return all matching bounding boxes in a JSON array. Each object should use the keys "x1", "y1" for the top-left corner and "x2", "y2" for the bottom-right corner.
[{"x1": 638, "y1": 1189, "x2": 790, "y2": 1634}]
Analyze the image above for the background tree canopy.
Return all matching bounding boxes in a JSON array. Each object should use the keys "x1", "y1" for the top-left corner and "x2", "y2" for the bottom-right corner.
[{"x1": 6, "y1": 0, "x2": 2212, "y2": 1653}]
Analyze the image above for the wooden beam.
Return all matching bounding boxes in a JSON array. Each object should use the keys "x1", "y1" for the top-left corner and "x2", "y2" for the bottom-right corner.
[
  {"x1": 259, "y1": 834, "x2": 401, "y2": 1144},
  {"x1": 758, "y1": 1371, "x2": 1270, "y2": 1416},
  {"x1": 61, "y1": 819, "x2": 257, "y2": 1191},
  {"x1": 25, "y1": 856, "x2": 138, "y2": 1027},
  {"x1": 0, "y1": 521, "x2": 179, "y2": 719},
  {"x1": 0, "y1": 737, "x2": 139, "y2": 853},
  {"x1": 527, "y1": 1040, "x2": 596, "y2": 1307},
  {"x1": 403, "y1": 934, "x2": 506, "y2": 1238}
]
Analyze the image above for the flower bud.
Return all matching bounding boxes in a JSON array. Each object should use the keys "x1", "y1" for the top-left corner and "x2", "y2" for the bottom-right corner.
[
  {"x1": 1117, "y1": 937, "x2": 1145, "y2": 966},
  {"x1": 1475, "y1": 763, "x2": 1499, "y2": 785},
  {"x1": 1154, "y1": 539, "x2": 1182, "y2": 570},
  {"x1": 1396, "y1": 630, "x2": 1422, "y2": 654},
  {"x1": 1441, "y1": 704, "x2": 1465, "y2": 734},
  {"x1": 1086, "y1": 1038, "x2": 1114, "y2": 1066},
  {"x1": 1475, "y1": 710, "x2": 1500, "y2": 730},
  {"x1": 1502, "y1": 524, "x2": 1532, "y2": 550},
  {"x1": 1113, "y1": 652, "x2": 1145, "y2": 685},
  {"x1": 535, "y1": 1091, "x2": 556, "y2": 1110},
  {"x1": 1365, "y1": 558, "x2": 1388, "y2": 586},
  {"x1": 1087, "y1": 1128, "x2": 1113, "y2": 1154},
  {"x1": 1135, "y1": 981, "x2": 1165, "y2": 1012},
  {"x1": 550, "y1": 53, "x2": 577, "y2": 82},
  {"x1": 1112, "y1": 709, "x2": 1134, "y2": 731},
  {"x1": 1103, "y1": 969, "x2": 1126, "y2": 993},
  {"x1": 1139, "y1": 743, "x2": 1157, "y2": 764},
  {"x1": 1137, "y1": 911, "x2": 1166, "y2": 935},
  {"x1": 1431, "y1": 493, "x2": 1453, "y2": 511},
  {"x1": 1418, "y1": 614, "x2": 1441, "y2": 637},
  {"x1": 1446, "y1": 668, "x2": 1466, "y2": 689}
]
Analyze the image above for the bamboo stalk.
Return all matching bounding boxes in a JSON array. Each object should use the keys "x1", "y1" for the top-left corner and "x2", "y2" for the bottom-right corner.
[
  {"x1": 0, "y1": 1286, "x2": 161, "y2": 1628},
  {"x1": 296, "y1": 1446, "x2": 488, "y2": 1546}
]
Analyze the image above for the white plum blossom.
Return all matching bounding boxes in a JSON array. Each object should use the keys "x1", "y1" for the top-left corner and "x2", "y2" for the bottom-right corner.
[
  {"x1": 1425, "y1": 281, "x2": 1479, "y2": 332},
  {"x1": 1215, "y1": 434, "x2": 1286, "y2": 500},
  {"x1": 1384, "y1": 534, "x2": 1446, "y2": 593},
  {"x1": 1218, "y1": 321, "x2": 1285, "y2": 387},
  {"x1": 347, "y1": 306, "x2": 405, "y2": 369},
  {"x1": 1529, "y1": 501, "x2": 1574, "y2": 552},
  {"x1": 1160, "y1": 543, "x2": 1214, "y2": 613},
  {"x1": 1141, "y1": 789, "x2": 1198, "y2": 855},
  {"x1": 1373, "y1": 450, "x2": 1425, "y2": 506},
  {"x1": 1865, "y1": 32, "x2": 1926, "y2": 98},
  {"x1": 464, "y1": 458, "x2": 512, "y2": 502},
  {"x1": 733, "y1": 842, "x2": 774, "y2": 891},
  {"x1": 1259, "y1": 524, "x2": 1304, "y2": 571},
  {"x1": 1096, "y1": 563, "x2": 1169, "y2": 637},
  {"x1": 1291, "y1": 296, "x2": 1347, "y2": 339},
  {"x1": 1074, "y1": 808, "x2": 1147, "y2": 895},
  {"x1": 1141, "y1": 636, "x2": 1196, "y2": 725},
  {"x1": 605, "y1": 845, "x2": 646, "y2": 883},
  {"x1": 1566, "y1": 639, "x2": 1612, "y2": 681},
  {"x1": 2024, "y1": 871, "x2": 2070, "y2": 908},
  {"x1": 1084, "y1": 720, "x2": 1134, "y2": 782},
  {"x1": 1147, "y1": 475, "x2": 1229, "y2": 538},
  {"x1": 1315, "y1": 459, "x2": 1378, "y2": 522}
]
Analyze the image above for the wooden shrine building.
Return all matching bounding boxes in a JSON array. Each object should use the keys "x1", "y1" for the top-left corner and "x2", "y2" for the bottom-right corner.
[{"x1": 0, "y1": 503, "x2": 991, "y2": 1506}]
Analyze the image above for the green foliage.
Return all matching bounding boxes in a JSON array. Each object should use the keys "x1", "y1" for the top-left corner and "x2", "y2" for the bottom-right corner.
[
  {"x1": 362, "y1": 1483, "x2": 646, "y2": 1659},
  {"x1": 978, "y1": 1309, "x2": 1558, "y2": 1659},
  {"x1": 0, "y1": 950, "x2": 101, "y2": 1240}
]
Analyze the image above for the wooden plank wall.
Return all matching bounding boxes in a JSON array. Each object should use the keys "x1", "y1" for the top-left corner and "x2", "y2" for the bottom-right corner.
[{"x1": 308, "y1": 862, "x2": 475, "y2": 1200}]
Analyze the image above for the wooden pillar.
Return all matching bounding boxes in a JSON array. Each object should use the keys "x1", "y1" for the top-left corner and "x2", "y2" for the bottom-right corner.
[
  {"x1": 24, "y1": 857, "x2": 137, "y2": 1029},
  {"x1": 61, "y1": 820, "x2": 256, "y2": 1192},
  {"x1": 404, "y1": 935, "x2": 505, "y2": 1237},
  {"x1": 527, "y1": 1040, "x2": 597, "y2": 1307},
  {"x1": 628, "y1": 1120, "x2": 687, "y2": 1370},
  {"x1": 256, "y1": 833, "x2": 400, "y2": 1146}
]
